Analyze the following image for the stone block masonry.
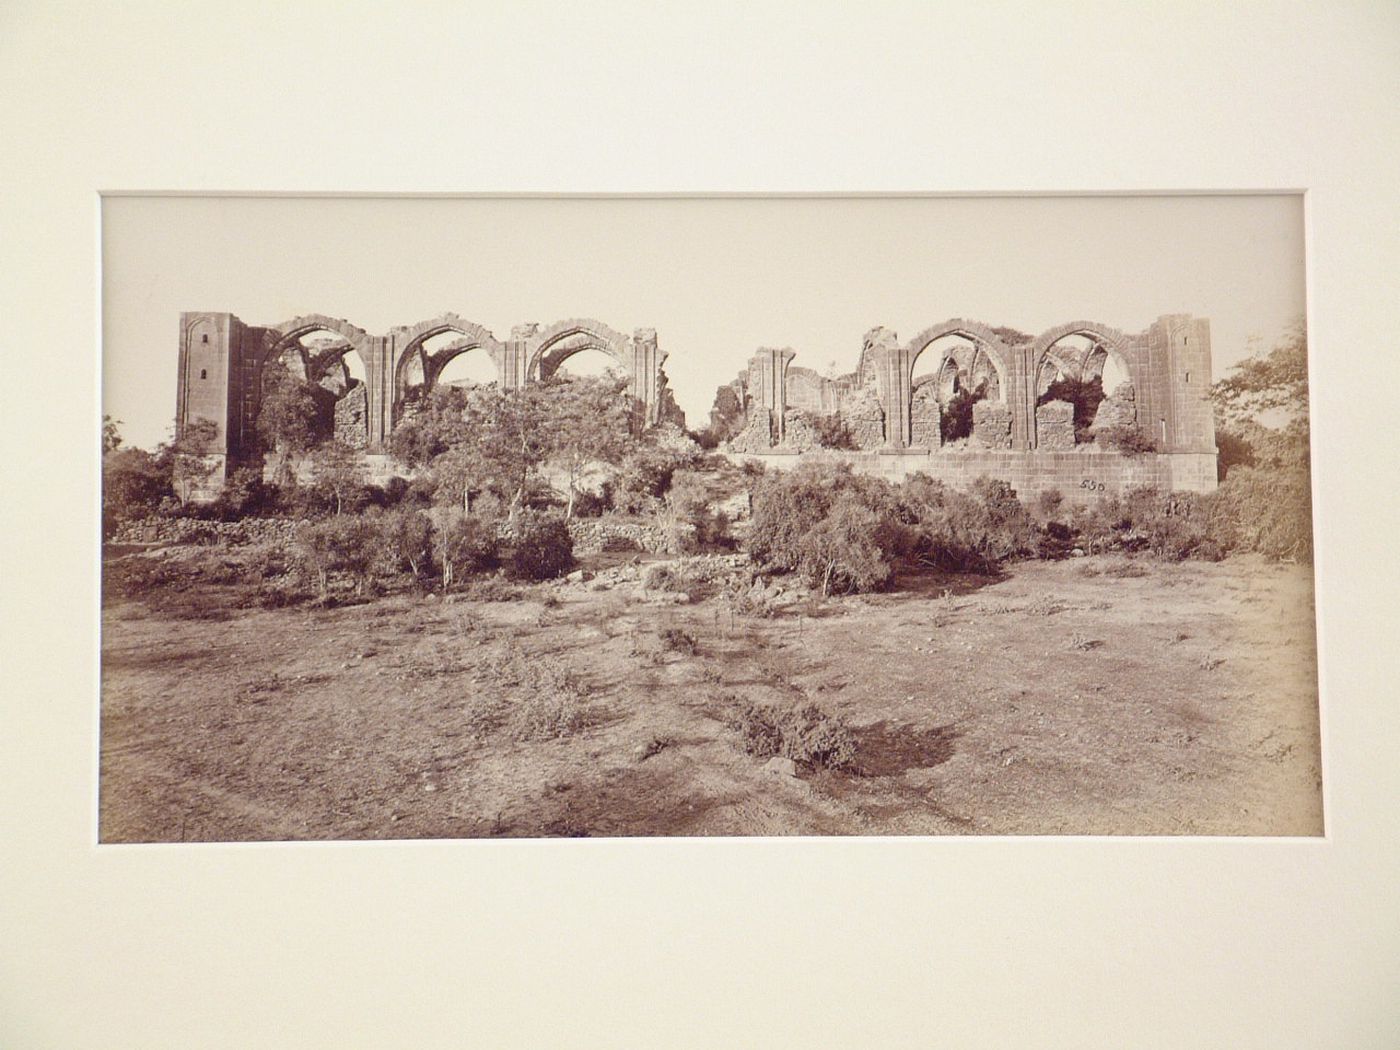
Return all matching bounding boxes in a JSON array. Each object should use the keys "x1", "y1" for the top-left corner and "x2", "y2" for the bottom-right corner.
[{"x1": 730, "y1": 448, "x2": 1220, "y2": 506}]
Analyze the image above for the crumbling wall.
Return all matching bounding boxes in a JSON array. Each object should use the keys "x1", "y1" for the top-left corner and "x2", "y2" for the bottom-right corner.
[
  {"x1": 1090, "y1": 382, "x2": 1137, "y2": 433},
  {"x1": 727, "y1": 410, "x2": 775, "y2": 453},
  {"x1": 334, "y1": 381, "x2": 369, "y2": 449},
  {"x1": 780, "y1": 410, "x2": 821, "y2": 451},
  {"x1": 971, "y1": 401, "x2": 1013, "y2": 449},
  {"x1": 1035, "y1": 399, "x2": 1076, "y2": 450},
  {"x1": 841, "y1": 386, "x2": 886, "y2": 450},
  {"x1": 910, "y1": 381, "x2": 941, "y2": 449}
]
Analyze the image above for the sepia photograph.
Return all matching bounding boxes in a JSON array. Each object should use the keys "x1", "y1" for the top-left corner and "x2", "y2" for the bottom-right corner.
[
  {"x1": 9, "y1": 2, "x2": 1400, "y2": 1046},
  {"x1": 100, "y1": 193, "x2": 1320, "y2": 841}
]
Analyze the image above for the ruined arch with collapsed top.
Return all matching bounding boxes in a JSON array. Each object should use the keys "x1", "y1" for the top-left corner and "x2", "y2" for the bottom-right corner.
[
  {"x1": 526, "y1": 318, "x2": 634, "y2": 381},
  {"x1": 391, "y1": 314, "x2": 506, "y2": 404}
]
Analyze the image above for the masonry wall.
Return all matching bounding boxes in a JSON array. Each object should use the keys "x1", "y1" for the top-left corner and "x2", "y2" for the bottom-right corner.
[{"x1": 728, "y1": 448, "x2": 1219, "y2": 505}]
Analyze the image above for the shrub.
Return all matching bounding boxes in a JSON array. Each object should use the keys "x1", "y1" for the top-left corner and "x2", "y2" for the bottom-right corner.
[
  {"x1": 657, "y1": 627, "x2": 698, "y2": 655},
  {"x1": 1095, "y1": 425, "x2": 1158, "y2": 455},
  {"x1": 747, "y1": 461, "x2": 901, "y2": 579},
  {"x1": 382, "y1": 507, "x2": 433, "y2": 579},
  {"x1": 729, "y1": 699, "x2": 857, "y2": 770},
  {"x1": 798, "y1": 494, "x2": 894, "y2": 595},
  {"x1": 899, "y1": 474, "x2": 1038, "y2": 573},
  {"x1": 509, "y1": 511, "x2": 574, "y2": 580},
  {"x1": 1210, "y1": 464, "x2": 1312, "y2": 561},
  {"x1": 643, "y1": 564, "x2": 683, "y2": 591},
  {"x1": 103, "y1": 447, "x2": 173, "y2": 537},
  {"x1": 294, "y1": 516, "x2": 381, "y2": 598},
  {"x1": 210, "y1": 467, "x2": 276, "y2": 520}
]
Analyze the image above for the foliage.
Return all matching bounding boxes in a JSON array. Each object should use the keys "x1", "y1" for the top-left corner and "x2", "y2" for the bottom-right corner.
[
  {"x1": 387, "y1": 386, "x2": 469, "y2": 468},
  {"x1": 729, "y1": 699, "x2": 857, "y2": 770},
  {"x1": 608, "y1": 432, "x2": 702, "y2": 515},
  {"x1": 256, "y1": 368, "x2": 326, "y2": 482},
  {"x1": 508, "y1": 511, "x2": 574, "y2": 581},
  {"x1": 1212, "y1": 320, "x2": 1309, "y2": 429},
  {"x1": 539, "y1": 375, "x2": 636, "y2": 517},
  {"x1": 294, "y1": 516, "x2": 381, "y2": 598},
  {"x1": 746, "y1": 462, "x2": 902, "y2": 592},
  {"x1": 102, "y1": 415, "x2": 123, "y2": 454},
  {"x1": 661, "y1": 468, "x2": 728, "y2": 551},
  {"x1": 211, "y1": 467, "x2": 276, "y2": 520},
  {"x1": 990, "y1": 326, "x2": 1033, "y2": 344},
  {"x1": 427, "y1": 505, "x2": 501, "y2": 591},
  {"x1": 700, "y1": 384, "x2": 746, "y2": 449},
  {"x1": 643, "y1": 564, "x2": 683, "y2": 592},
  {"x1": 798, "y1": 494, "x2": 894, "y2": 595},
  {"x1": 1095, "y1": 425, "x2": 1157, "y2": 455},
  {"x1": 382, "y1": 507, "x2": 433, "y2": 580},
  {"x1": 307, "y1": 440, "x2": 368, "y2": 515},
  {"x1": 103, "y1": 447, "x2": 173, "y2": 536},
  {"x1": 801, "y1": 411, "x2": 857, "y2": 450},
  {"x1": 940, "y1": 380, "x2": 988, "y2": 443},
  {"x1": 1210, "y1": 465, "x2": 1313, "y2": 561},
  {"x1": 899, "y1": 475, "x2": 1040, "y2": 573}
]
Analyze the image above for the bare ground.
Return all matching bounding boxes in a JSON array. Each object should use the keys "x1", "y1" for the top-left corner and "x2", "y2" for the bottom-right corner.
[{"x1": 100, "y1": 553, "x2": 1322, "y2": 840}]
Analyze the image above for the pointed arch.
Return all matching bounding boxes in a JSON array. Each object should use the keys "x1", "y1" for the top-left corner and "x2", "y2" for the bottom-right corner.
[
  {"x1": 528, "y1": 318, "x2": 633, "y2": 381},
  {"x1": 392, "y1": 314, "x2": 505, "y2": 400},
  {"x1": 905, "y1": 319, "x2": 1012, "y2": 398}
]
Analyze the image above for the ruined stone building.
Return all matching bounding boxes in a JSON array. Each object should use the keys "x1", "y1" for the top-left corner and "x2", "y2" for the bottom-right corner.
[
  {"x1": 174, "y1": 312, "x2": 683, "y2": 496},
  {"x1": 715, "y1": 316, "x2": 1217, "y2": 501}
]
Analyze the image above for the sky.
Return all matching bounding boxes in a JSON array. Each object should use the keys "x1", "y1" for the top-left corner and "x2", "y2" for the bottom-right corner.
[{"x1": 102, "y1": 194, "x2": 1306, "y2": 450}]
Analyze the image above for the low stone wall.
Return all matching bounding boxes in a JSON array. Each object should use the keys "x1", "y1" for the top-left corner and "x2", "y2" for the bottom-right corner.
[
  {"x1": 728, "y1": 448, "x2": 1218, "y2": 505},
  {"x1": 565, "y1": 518, "x2": 673, "y2": 555},
  {"x1": 111, "y1": 516, "x2": 301, "y2": 546}
]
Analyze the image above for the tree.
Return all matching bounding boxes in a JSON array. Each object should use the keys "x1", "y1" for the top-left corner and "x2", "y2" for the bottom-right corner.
[
  {"x1": 1212, "y1": 320, "x2": 1309, "y2": 428},
  {"x1": 307, "y1": 440, "x2": 367, "y2": 515},
  {"x1": 102, "y1": 415, "x2": 123, "y2": 454},
  {"x1": 1211, "y1": 321, "x2": 1310, "y2": 477},
  {"x1": 537, "y1": 375, "x2": 635, "y2": 518},
  {"x1": 170, "y1": 419, "x2": 221, "y2": 504},
  {"x1": 387, "y1": 386, "x2": 469, "y2": 468},
  {"x1": 457, "y1": 384, "x2": 554, "y2": 514},
  {"x1": 103, "y1": 447, "x2": 172, "y2": 536},
  {"x1": 256, "y1": 367, "x2": 324, "y2": 484}
]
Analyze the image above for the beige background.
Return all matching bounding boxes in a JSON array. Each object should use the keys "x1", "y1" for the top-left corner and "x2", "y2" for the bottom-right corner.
[{"x1": 3, "y1": 2, "x2": 1399, "y2": 1048}]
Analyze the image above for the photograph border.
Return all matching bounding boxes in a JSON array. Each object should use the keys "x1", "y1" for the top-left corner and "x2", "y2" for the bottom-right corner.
[{"x1": 4, "y1": 4, "x2": 1398, "y2": 1047}]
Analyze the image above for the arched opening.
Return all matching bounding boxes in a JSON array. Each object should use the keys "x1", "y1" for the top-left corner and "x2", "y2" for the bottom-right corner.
[
  {"x1": 534, "y1": 332, "x2": 629, "y2": 382},
  {"x1": 1033, "y1": 331, "x2": 1137, "y2": 446},
  {"x1": 910, "y1": 333, "x2": 1006, "y2": 445},
  {"x1": 425, "y1": 331, "x2": 498, "y2": 391},
  {"x1": 261, "y1": 327, "x2": 371, "y2": 451},
  {"x1": 552, "y1": 344, "x2": 626, "y2": 379}
]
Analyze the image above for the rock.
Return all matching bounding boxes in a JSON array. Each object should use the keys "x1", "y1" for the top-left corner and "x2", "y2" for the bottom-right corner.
[
  {"x1": 565, "y1": 569, "x2": 593, "y2": 584},
  {"x1": 763, "y1": 756, "x2": 798, "y2": 778},
  {"x1": 1071, "y1": 548, "x2": 1085, "y2": 557}
]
